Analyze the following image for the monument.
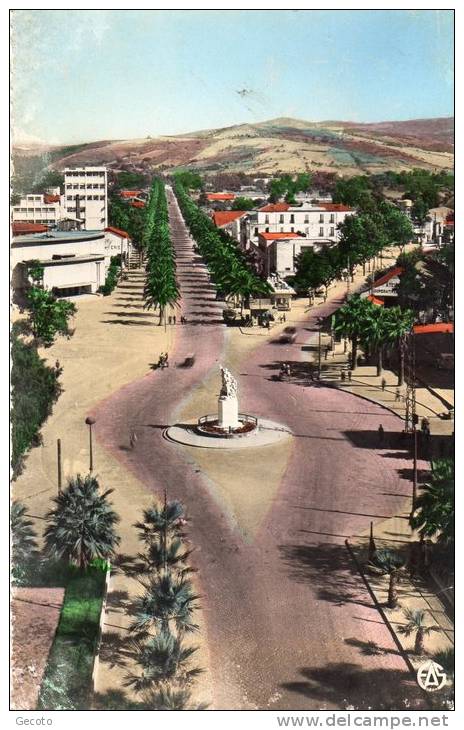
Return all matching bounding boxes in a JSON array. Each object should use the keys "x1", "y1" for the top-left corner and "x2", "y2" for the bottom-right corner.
[
  {"x1": 166, "y1": 366, "x2": 291, "y2": 448},
  {"x1": 217, "y1": 366, "x2": 239, "y2": 430}
]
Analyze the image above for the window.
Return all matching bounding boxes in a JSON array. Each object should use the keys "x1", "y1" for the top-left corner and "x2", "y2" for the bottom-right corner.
[
  {"x1": 319, "y1": 214, "x2": 324, "y2": 223},
  {"x1": 67, "y1": 195, "x2": 72, "y2": 200},
  {"x1": 291, "y1": 227, "x2": 294, "y2": 232},
  {"x1": 93, "y1": 195, "x2": 99, "y2": 200},
  {"x1": 330, "y1": 227, "x2": 335, "y2": 236},
  {"x1": 73, "y1": 184, "x2": 78, "y2": 189},
  {"x1": 305, "y1": 227, "x2": 309, "y2": 235},
  {"x1": 80, "y1": 184, "x2": 85, "y2": 189},
  {"x1": 265, "y1": 215, "x2": 269, "y2": 224},
  {"x1": 99, "y1": 195, "x2": 105, "y2": 200},
  {"x1": 254, "y1": 227, "x2": 258, "y2": 236},
  {"x1": 319, "y1": 227, "x2": 324, "y2": 237},
  {"x1": 304, "y1": 214, "x2": 309, "y2": 223},
  {"x1": 330, "y1": 213, "x2": 335, "y2": 223},
  {"x1": 280, "y1": 227, "x2": 284, "y2": 232},
  {"x1": 279, "y1": 214, "x2": 284, "y2": 223},
  {"x1": 290, "y1": 214, "x2": 295, "y2": 223}
]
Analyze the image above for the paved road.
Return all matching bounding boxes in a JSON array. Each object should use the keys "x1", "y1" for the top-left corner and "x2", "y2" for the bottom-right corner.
[{"x1": 93, "y1": 188, "x2": 424, "y2": 710}]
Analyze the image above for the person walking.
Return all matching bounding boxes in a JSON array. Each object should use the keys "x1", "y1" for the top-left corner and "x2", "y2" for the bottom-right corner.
[
  {"x1": 381, "y1": 377, "x2": 386, "y2": 392},
  {"x1": 378, "y1": 424, "x2": 385, "y2": 446},
  {"x1": 341, "y1": 370, "x2": 346, "y2": 382},
  {"x1": 129, "y1": 429, "x2": 137, "y2": 449},
  {"x1": 173, "y1": 315, "x2": 176, "y2": 325},
  {"x1": 395, "y1": 387, "x2": 401, "y2": 402},
  {"x1": 347, "y1": 370, "x2": 352, "y2": 382}
]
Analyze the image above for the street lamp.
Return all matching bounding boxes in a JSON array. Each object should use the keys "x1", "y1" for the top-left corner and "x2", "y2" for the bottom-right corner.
[{"x1": 85, "y1": 416, "x2": 96, "y2": 472}]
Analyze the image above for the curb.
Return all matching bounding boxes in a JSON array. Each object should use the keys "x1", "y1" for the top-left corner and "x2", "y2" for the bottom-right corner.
[{"x1": 344, "y1": 538, "x2": 432, "y2": 709}]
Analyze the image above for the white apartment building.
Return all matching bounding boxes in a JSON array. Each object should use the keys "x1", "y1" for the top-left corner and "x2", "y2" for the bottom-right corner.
[
  {"x1": 64, "y1": 167, "x2": 108, "y2": 230},
  {"x1": 11, "y1": 192, "x2": 63, "y2": 226},
  {"x1": 252, "y1": 202, "x2": 354, "y2": 244}
]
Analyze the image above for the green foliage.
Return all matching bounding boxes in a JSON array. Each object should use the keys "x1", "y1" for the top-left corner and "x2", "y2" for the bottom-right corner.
[
  {"x1": 269, "y1": 173, "x2": 312, "y2": 203},
  {"x1": 125, "y1": 629, "x2": 201, "y2": 691},
  {"x1": 131, "y1": 571, "x2": 199, "y2": 635},
  {"x1": 143, "y1": 179, "x2": 180, "y2": 324},
  {"x1": 174, "y1": 180, "x2": 270, "y2": 312},
  {"x1": 10, "y1": 501, "x2": 39, "y2": 583},
  {"x1": 37, "y1": 567, "x2": 106, "y2": 710},
  {"x1": 108, "y1": 194, "x2": 146, "y2": 245},
  {"x1": 173, "y1": 170, "x2": 203, "y2": 190},
  {"x1": 44, "y1": 474, "x2": 121, "y2": 569},
  {"x1": 25, "y1": 281, "x2": 76, "y2": 346},
  {"x1": 99, "y1": 255, "x2": 121, "y2": 295},
  {"x1": 231, "y1": 196, "x2": 256, "y2": 210},
  {"x1": 395, "y1": 245, "x2": 453, "y2": 321},
  {"x1": 333, "y1": 175, "x2": 372, "y2": 208},
  {"x1": 293, "y1": 247, "x2": 342, "y2": 295},
  {"x1": 11, "y1": 334, "x2": 62, "y2": 476},
  {"x1": 410, "y1": 459, "x2": 454, "y2": 545},
  {"x1": 115, "y1": 170, "x2": 147, "y2": 189}
]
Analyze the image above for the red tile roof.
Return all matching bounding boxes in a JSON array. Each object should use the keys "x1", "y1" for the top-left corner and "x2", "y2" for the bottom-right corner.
[
  {"x1": 12, "y1": 222, "x2": 49, "y2": 235},
  {"x1": 43, "y1": 194, "x2": 61, "y2": 204},
  {"x1": 120, "y1": 190, "x2": 142, "y2": 198},
  {"x1": 367, "y1": 294, "x2": 384, "y2": 306},
  {"x1": 258, "y1": 232, "x2": 304, "y2": 240},
  {"x1": 105, "y1": 226, "x2": 130, "y2": 239},
  {"x1": 413, "y1": 323, "x2": 454, "y2": 335},
  {"x1": 206, "y1": 193, "x2": 236, "y2": 201},
  {"x1": 373, "y1": 266, "x2": 404, "y2": 288},
  {"x1": 129, "y1": 201, "x2": 145, "y2": 208},
  {"x1": 212, "y1": 211, "x2": 247, "y2": 227},
  {"x1": 319, "y1": 203, "x2": 353, "y2": 212},
  {"x1": 259, "y1": 203, "x2": 290, "y2": 213}
]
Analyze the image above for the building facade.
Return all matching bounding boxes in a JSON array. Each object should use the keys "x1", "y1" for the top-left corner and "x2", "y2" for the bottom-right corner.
[
  {"x1": 11, "y1": 230, "x2": 107, "y2": 297},
  {"x1": 252, "y1": 202, "x2": 353, "y2": 244},
  {"x1": 63, "y1": 167, "x2": 108, "y2": 230},
  {"x1": 11, "y1": 193, "x2": 63, "y2": 226}
]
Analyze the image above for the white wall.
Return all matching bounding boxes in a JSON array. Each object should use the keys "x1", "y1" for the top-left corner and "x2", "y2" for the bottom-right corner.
[
  {"x1": 64, "y1": 167, "x2": 108, "y2": 230},
  {"x1": 11, "y1": 234, "x2": 106, "y2": 270},
  {"x1": 43, "y1": 260, "x2": 103, "y2": 293}
]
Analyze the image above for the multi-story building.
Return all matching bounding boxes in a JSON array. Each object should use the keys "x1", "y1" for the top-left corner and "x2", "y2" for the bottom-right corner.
[
  {"x1": 63, "y1": 166, "x2": 108, "y2": 230},
  {"x1": 11, "y1": 193, "x2": 63, "y2": 226},
  {"x1": 212, "y1": 210, "x2": 250, "y2": 250},
  {"x1": 252, "y1": 202, "x2": 354, "y2": 244}
]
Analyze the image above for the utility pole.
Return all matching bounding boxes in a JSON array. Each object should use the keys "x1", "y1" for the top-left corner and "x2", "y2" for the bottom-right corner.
[
  {"x1": 57, "y1": 438, "x2": 62, "y2": 495},
  {"x1": 346, "y1": 255, "x2": 351, "y2": 296},
  {"x1": 85, "y1": 417, "x2": 96, "y2": 473},
  {"x1": 317, "y1": 319, "x2": 322, "y2": 379}
]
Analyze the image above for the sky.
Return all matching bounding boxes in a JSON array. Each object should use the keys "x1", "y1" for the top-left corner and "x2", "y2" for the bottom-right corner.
[{"x1": 11, "y1": 9, "x2": 454, "y2": 145}]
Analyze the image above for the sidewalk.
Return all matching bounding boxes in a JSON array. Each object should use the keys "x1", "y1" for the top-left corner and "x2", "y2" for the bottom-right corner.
[{"x1": 317, "y1": 340, "x2": 454, "y2": 438}]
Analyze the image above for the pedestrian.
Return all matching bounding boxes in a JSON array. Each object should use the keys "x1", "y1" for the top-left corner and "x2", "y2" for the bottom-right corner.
[
  {"x1": 286, "y1": 363, "x2": 291, "y2": 376},
  {"x1": 129, "y1": 430, "x2": 137, "y2": 449},
  {"x1": 378, "y1": 424, "x2": 385, "y2": 445},
  {"x1": 381, "y1": 377, "x2": 386, "y2": 392},
  {"x1": 173, "y1": 315, "x2": 176, "y2": 325},
  {"x1": 341, "y1": 370, "x2": 346, "y2": 382},
  {"x1": 395, "y1": 387, "x2": 401, "y2": 402},
  {"x1": 347, "y1": 370, "x2": 352, "y2": 382},
  {"x1": 283, "y1": 313, "x2": 286, "y2": 322}
]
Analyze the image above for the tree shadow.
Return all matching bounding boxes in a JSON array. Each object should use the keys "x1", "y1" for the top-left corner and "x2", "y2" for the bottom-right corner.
[
  {"x1": 344, "y1": 636, "x2": 399, "y2": 657},
  {"x1": 279, "y1": 541, "x2": 373, "y2": 608},
  {"x1": 281, "y1": 663, "x2": 424, "y2": 710},
  {"x1": 100, "y1": 319, "x2": 155, "y2": 326},
  {"x1": 93, "y1": 689, "x2": 145, "y2": 710}
]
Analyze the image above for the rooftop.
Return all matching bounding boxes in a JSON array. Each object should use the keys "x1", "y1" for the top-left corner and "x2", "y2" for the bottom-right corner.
[
  {"x1": 258, "y1": 232, "x2": 305, "y2": 241},
  {"x1": 212, "y1": 211, "x2": 247, "y2": 227},
  {"x1": 12, "y1": 230, "x2": 105, "y2": 245},
  {"x1": 207, "y1": 193, "x2": 236, "y2": 201},
  {"x1": 11, "y1": 222, "x2": 49, "y2": 236},
  {"x1": 260, "y1": 203, "x2": 291, "y2": 213},
  {"x1": 105, "y1": 226, "x2": 130, "y2": 239}
]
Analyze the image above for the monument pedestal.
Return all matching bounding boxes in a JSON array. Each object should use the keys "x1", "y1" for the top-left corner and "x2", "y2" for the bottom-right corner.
[{"x1": 218, "y1": 395, "x2": 239, "y2": 430}]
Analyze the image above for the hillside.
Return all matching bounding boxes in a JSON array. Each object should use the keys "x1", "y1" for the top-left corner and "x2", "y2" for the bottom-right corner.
[{"x1": 14, "y1": 117, "x2": 453, "y2": 178}]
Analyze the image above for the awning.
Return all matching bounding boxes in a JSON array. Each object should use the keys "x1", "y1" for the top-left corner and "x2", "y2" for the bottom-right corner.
[{"x1": 413, "y1": 323, "x2": 454, "y2": 335}]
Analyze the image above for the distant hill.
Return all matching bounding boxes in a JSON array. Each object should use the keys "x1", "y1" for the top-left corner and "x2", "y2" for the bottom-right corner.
[{"x1": 13, "y1": 117, "x2": 453, "y2": 178}]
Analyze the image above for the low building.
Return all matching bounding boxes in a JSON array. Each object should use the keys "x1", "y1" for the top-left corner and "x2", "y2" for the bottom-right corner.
[
  {"x1": 206, "y1": 193, "x2": 236, "y2": 203},
  {"x1": 11, "y1": 229, "x2": 107, "y2": 297},
  {"x1": 212, "y1": 210, "x2": 250, "y2": 250},
  {"x1": 104, "y1": 226, "x2": 132, "y2": 267},
  {"x1": 360, "y1": 266, "x2": 404, "y2": 305}
]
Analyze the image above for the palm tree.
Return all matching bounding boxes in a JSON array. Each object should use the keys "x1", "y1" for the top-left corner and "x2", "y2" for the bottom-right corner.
[
  {"x1": 398, "y1": 608, "x2": 438, "y2": 655},
  {"x1": 44, "y1": 474, "x2": 120, "y2": 570},
  {"x1": 131, "y1": 571, "x2": 199, "y2": 635},
  {"x1": 124, "y1": 629, "x2": 201, "y2": 692},
  {"x1": 11, "y1": 501, "x2": 38, "y2": 580},
  {"x1": 410, "y1": 459, "x2": 454, "y2": 546},
  {"x1": 368, "y1": 548, "x2": 405, "y2": 609},
  {"x1": 360, "y1": 305, "x2": 389, "y2": 376},
  {"x1": 334, "y1": 295, "x2": 374, "y2": 370},
  {"x1": 135, "y1": 499, "x2": 186, "y2": 546},
  {"x1": 383, "y1": 306, "x2": 415, "y2": 386},
  {"x1": 140, "y1": 537, "x2": 193, "y2": 576}
]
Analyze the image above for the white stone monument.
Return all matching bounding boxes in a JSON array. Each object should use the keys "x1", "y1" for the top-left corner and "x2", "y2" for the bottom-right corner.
[{"x1": 218, "y1": 366, "x2": 239, "y2": 430}]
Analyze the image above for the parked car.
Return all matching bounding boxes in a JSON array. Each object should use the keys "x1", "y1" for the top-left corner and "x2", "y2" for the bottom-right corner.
[{"x1": 279, "y1": 326, "x2": 297, "y2": 344}]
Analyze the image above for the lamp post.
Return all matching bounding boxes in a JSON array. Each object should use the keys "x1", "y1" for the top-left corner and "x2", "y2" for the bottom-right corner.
[
  {"x1": 85, "y1": 416, "x2": 96, "y2": 472},
  {"x1": 57, "y1": 438, "x2": 62, "y2": 495},
  {"x1": 411, "y1": 413, "x2": 419, "y2": 519},
  {"x1": 317, "y1": 317, "x2": 323, "y2": 379}
]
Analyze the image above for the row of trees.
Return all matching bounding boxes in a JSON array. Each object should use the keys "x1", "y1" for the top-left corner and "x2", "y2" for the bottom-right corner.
[
  {"x1": 174, "y1": 177, "x2": 270, "y2": 314},
  {"x1": 268, "y1": 173, "x2": 312, "y2": 203},
  {"x1": 12, "y1": 475, "x2": 203, "y2": 710},
  {"x1": 142, "y1": 179, "x2": 179, "y2": 325},
  {"x1": 334, "y1": 294, "x2": 415, "y2": 381}
]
